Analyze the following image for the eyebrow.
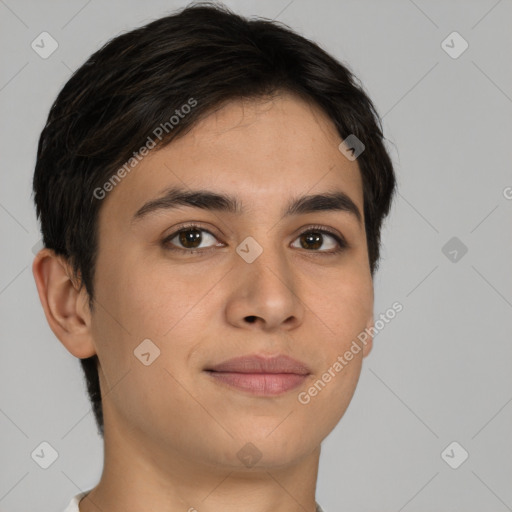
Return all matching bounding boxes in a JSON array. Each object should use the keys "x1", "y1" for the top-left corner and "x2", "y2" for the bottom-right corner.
[{"x1": 131, "y1": 186, "x2": 362, "y2": 226}]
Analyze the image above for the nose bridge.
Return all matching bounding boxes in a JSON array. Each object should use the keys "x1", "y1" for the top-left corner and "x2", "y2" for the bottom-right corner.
[
  {"x1": 228, "y1": 227, "x2": 303, "y2": 329},
  {"x1": 236, "y1": 226, "x2": 290, "y2": 287}
]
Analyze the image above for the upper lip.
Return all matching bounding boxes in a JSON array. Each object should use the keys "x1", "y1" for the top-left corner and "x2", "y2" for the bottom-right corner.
[{"x1": 206, "y1": 354, "x2": 311, "y2": 375}]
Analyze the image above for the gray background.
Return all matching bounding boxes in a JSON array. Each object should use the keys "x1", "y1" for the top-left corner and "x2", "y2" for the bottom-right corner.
[{"x1": 1, "y1": 0, "x2": 511, "y2": 511}]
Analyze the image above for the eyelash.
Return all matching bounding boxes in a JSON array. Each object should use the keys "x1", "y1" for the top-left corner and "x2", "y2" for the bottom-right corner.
[{"x1": 161, "y1": 223, "x2": 348, "y2": 256}]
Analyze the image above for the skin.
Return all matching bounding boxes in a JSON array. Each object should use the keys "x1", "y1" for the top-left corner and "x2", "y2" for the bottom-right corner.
[{"x1": 33, "y1": 92, "x2": 374, "y2": 512}]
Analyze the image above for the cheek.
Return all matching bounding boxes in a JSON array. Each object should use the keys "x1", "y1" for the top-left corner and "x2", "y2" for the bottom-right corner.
[
  {"x1": 297, "y1": 269, "x2": 371, "y2": 415},
  {"x1": 304, "y1": 268, "x2": 373, "y2": 341},
  {"x1": 101, "y1": 258, "x2": 209, "y2": 341}
]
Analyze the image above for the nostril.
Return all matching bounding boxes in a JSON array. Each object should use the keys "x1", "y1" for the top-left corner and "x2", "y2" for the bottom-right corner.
[{"x1": 245, "y1": 316, "x2": 257, "y2": 323}]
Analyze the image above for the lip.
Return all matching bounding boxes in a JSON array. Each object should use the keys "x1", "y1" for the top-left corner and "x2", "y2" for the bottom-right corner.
[{"x1": 204, "y1": 354, "x2": 311, "y2": 396}]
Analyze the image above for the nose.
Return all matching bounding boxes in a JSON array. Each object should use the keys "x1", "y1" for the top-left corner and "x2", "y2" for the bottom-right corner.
[{"x1": 224, "y1": 244, "x2": 305, "y2": 332}]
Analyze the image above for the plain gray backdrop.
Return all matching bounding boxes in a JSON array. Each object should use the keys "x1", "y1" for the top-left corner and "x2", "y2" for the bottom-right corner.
[{"x1": 1, "y1": 1, "x2": 511, "y2": 511}]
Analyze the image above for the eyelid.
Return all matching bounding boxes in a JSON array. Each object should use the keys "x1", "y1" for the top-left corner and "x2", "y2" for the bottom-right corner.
[
  {"x1": 163, "y1": 221, "x2": 219, "y2": 238},
  {"x1": 296, "y1": 224, "x2": 346, "y2": 243}
]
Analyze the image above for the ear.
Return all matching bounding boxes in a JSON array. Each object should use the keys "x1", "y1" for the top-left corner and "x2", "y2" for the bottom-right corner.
[
  {"x1": 32, "y1": 248, "x2": 97, "y2": 359},
  {"x1": 361, "y1": 311, "x2": 374, "y2": 358}
]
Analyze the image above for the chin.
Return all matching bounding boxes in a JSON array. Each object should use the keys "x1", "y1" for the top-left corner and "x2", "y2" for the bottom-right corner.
[{"x1": 225, "y1": 431, "x2": 317, "y2": 470}]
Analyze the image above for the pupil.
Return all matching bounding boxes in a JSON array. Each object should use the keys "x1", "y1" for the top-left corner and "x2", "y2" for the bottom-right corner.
[
  {"x1": 302, "y1": 232, "x2": 322, "y2": 250},
  {"x1": 180, "y1": 229, "x2": 201, "y2": 248}
]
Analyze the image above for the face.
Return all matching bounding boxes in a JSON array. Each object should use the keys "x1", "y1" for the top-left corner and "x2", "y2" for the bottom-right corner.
[{"x1": 88, "y1": 92, "x2": 374, "y2": 470}]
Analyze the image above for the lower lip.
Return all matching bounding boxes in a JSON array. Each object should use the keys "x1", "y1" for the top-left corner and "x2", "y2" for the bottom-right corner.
[{"x1": 206, "y1": 371, "x2": 308, "y2": 396}]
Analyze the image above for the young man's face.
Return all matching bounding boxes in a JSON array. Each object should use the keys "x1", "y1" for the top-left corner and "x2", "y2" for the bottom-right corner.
[{"x1": 82, "y1": 92, "x2": 373, "y2": 469}]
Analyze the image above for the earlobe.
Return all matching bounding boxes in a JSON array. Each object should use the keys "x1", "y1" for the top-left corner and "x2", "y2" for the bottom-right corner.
[{"x1": 32, "y1": 249, "x2": 97, "y2": 359}]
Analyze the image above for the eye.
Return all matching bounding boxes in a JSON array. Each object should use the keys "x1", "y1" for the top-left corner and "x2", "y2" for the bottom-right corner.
[
  {"x1": 162, "y1": 224, "x2": 347, "y2": 255},
  {"x1": 162, "y1": 225, "x2": 223, "y2": 254},
  {"x1": 291, "y1": 226, "x2": 347, "y2": 254}
]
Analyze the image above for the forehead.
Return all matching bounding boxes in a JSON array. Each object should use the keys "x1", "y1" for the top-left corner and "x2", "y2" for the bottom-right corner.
[{"x1": 100, "y1": 92, "x2": 364, "y2": 225}]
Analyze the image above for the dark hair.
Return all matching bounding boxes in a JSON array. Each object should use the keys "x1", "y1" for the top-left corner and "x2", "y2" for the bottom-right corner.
[{"x1": 33, "y1": 1, "x2": 397, "y2": 437}]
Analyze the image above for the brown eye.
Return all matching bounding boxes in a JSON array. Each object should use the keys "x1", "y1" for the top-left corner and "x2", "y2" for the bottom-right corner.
[
  {"x1": 177, "y1": 228, "x2": 202, "y2": 249},
  {"x1": 291, "y1": 228, "x2": 345, "y2": 253},
  {"x1": 299, "y1": 231, "x2": 323, "y2": 250},
  {"x1": 163, "y1": 226, "x2": 221, "y2": 253}
]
